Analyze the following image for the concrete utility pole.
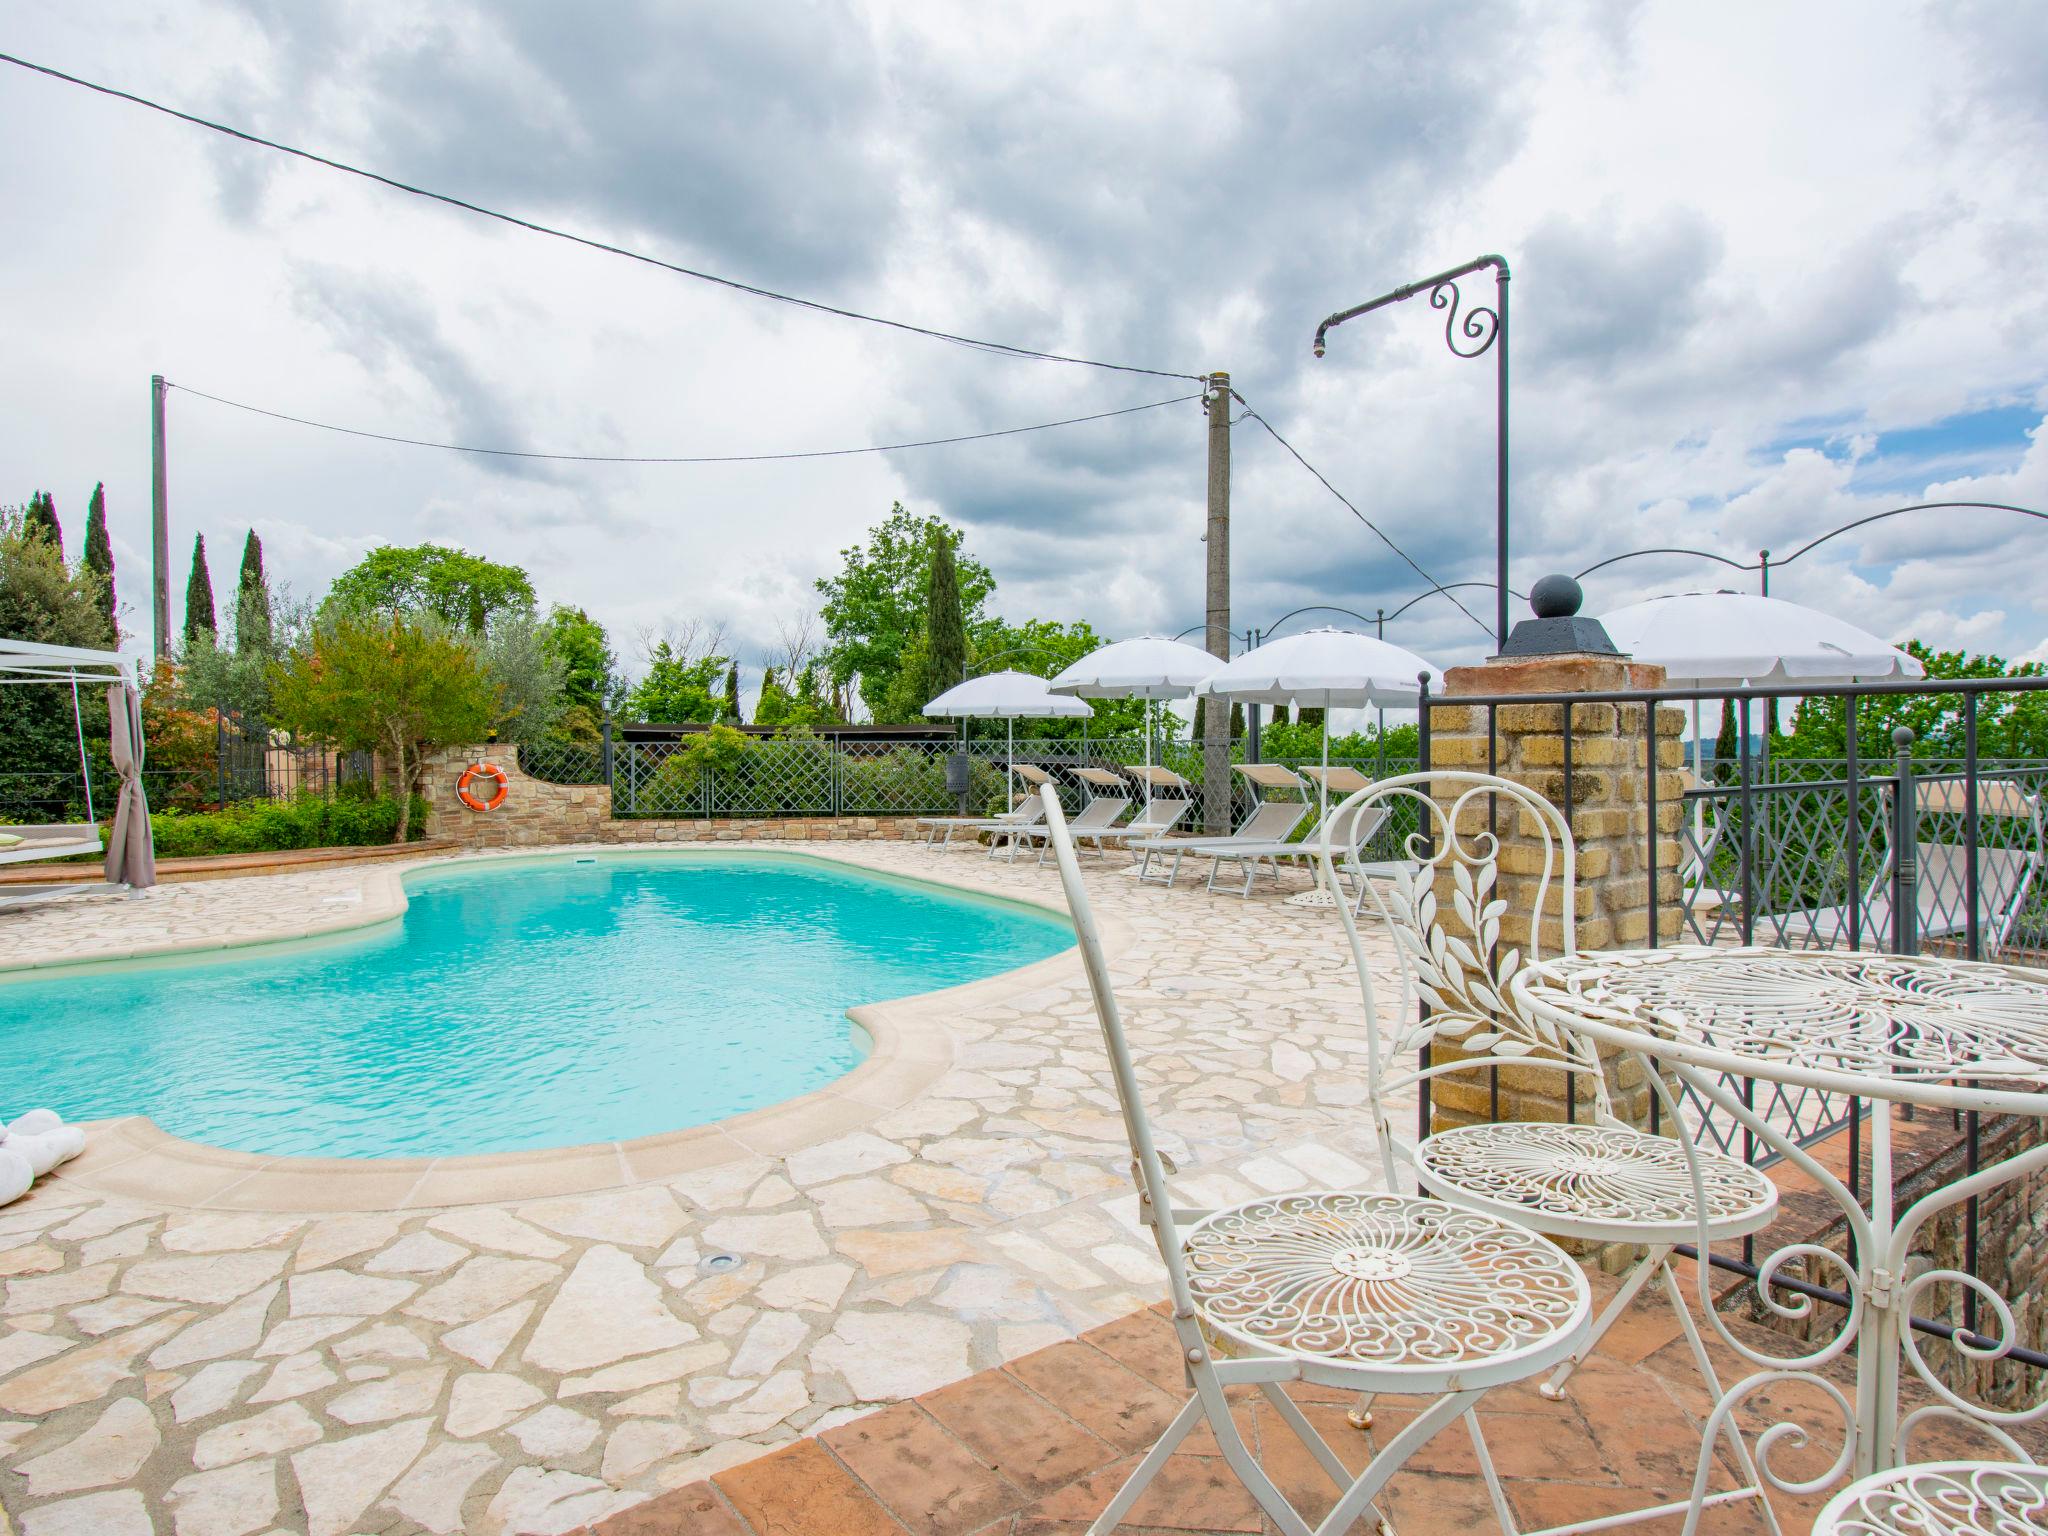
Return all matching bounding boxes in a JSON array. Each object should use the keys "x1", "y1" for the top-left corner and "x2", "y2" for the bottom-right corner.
[
  {"x1": 151, "y1": 375, "x2": 170, "y2": 661},
  {"x1": 1202, "y1": 371, "x2": 1232, "y2": 834}
]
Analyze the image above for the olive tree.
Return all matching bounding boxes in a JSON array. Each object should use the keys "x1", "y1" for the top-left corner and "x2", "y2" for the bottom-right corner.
[{"x1": 269, "y1": 613, "x2": 498, "y2": 840}]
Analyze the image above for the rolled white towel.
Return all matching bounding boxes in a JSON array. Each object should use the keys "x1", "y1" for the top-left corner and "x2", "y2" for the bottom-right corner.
[
  {"x1": 6, "y1": 1109, "x2": 61, "y2": 1138},
  {"x1": 0, "y1": 1148, "x2": 31, "y2": 1206},
  {"x1": 5, "y1": 1131, "x2": 66, "y2": 1178},
  {"x1": 48, "y1": 1124, "x2": 85, "y2": 1165}
]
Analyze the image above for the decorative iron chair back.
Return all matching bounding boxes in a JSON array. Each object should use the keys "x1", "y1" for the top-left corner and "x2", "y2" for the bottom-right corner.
[
  {"x1": 1037, "y1": 794, "x2": 1206, "y2": 1320},
  {"x1": 1316, "y1": 771, "x2": 1622, "y2": 1181}
]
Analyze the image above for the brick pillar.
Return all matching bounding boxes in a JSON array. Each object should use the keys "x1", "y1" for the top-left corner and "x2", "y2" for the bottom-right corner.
[{"x1": 1423, "y1": 651, "x2": 1687, "y2": 1140}]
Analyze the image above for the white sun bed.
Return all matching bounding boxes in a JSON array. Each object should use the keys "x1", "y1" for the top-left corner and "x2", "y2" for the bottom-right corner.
[
  {"x1": 0, "y1": 824, "x2": 108, "y2": 913},
  {"x1": 1130, "y1": 764, "x2": 1310, "y2": 886}
]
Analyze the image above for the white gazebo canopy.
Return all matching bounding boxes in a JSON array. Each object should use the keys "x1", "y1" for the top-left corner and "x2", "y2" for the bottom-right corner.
[
  {"x1": 1596, "y1": 593, "x2": 1924, "y2": 688},
  {"x1": 0, "y1": 638, "x2": 133, "y2": 686}
]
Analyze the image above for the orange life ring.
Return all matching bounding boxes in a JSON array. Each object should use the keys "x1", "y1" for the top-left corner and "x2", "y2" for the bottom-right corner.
[{"x1": 456, "y1": 761, "x2": 509, "y2": 812}]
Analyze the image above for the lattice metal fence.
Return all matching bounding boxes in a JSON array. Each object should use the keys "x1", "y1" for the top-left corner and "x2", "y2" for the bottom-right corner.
[{"x1": 593, "y1": 733, "x2": 1422, "y2": 825}]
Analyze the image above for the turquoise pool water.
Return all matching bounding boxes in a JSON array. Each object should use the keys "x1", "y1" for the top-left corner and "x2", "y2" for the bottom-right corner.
[{"x1": 0, "y1": 854, "x2": 1070, "y2": 1159}]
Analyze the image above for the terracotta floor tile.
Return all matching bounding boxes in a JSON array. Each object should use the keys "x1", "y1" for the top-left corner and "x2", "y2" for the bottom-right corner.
[
  {"x1": 822, "y1": 1401, "x2": 1029, "y2": 1536},
  {"x1": 715, "y1": 1437, "x2": 908, "y2": 1536},
  {"x1": 1363, "y1": 1405, "x2": 1614, "y2": 1484},
  {"x1": 1373, "y1": 1468, "x2": 1514, "y2": 1536},
  {"x1": 1004, "y1": 1340, "x2": 1186, "y2": 1453},
  {"x1": 1018, "y1": 1451, "x2": 1266, "y2": 1533},
  {"x1": 592, "y1": 1481, "x2": 753, "y2": 1535},
  {"x1": 1080, "y1": 1309, "x2": 1188, "y2": 1393},
  {"x1": 1251, "y1": 1397, "x2": 1374, "y2": 1526},
  {"x1": 923, "y1": 1363, "x2": 1121, "y2": 1495}
]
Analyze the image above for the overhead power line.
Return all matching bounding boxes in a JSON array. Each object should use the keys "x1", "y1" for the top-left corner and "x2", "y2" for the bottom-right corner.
[
  {"x1": 1235, "y1": 400, "x2": 1493, "y2": 640},
  {"x1": 0, "y1": 51, "x2": 1205, "y2": 385},
  {"x1": 165, "y1": 380, "x2": 1202, "y2": 463}
]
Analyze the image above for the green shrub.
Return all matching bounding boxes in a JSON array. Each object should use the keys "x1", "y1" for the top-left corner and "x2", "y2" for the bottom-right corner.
[{"x1": 142, "y1": 793, "x2": 429, "y2": 858}]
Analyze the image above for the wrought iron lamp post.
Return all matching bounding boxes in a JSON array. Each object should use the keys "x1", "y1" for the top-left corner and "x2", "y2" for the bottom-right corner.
[{"x1": 1312, "y1": 254, "x2": 1512, "y2": 649}]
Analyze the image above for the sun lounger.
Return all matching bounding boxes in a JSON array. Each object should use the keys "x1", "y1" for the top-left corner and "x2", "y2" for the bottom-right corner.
[
  {"x1": 1009, "y1": 767, "x2": 1132, "y2": 863},
  {"x1": 1075, "y1": 766, "x2": 1196, "y2": 855},
  {"x1": 913, "y1": 766, "x2": 1047, "y2": 850},
  {"x1": 1749, "y1": 779, "x2": 2042, "y2": 957},
  {"x1": 1201, "y1": 768, "x2": 1392, "y2": 898},
  {"x1": 0, "y1": 823, "x2": 108, "y2": 913},
  {"x1": 1130, "y1": 764, "x2": 1309, "y2": 886}
]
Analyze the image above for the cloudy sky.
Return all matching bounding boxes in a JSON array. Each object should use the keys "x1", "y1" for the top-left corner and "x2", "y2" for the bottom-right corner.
[{"x1": 3, "y1": 1, "x2": 2044, "y2": 711}]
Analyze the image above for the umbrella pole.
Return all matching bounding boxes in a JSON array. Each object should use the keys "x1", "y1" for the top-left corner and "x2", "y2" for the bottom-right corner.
[
  {"x1": 1316, "y1": 708, "x2": 1330, "y2": 891},
  {"x1": 1144, "y1": 700, "x2": 1153, "y2": 820}
]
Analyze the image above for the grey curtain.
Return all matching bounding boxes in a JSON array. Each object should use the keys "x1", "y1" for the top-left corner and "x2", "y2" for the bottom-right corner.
[{"x1": 104, "y1": 683, "x2": 156, "y2": 889}]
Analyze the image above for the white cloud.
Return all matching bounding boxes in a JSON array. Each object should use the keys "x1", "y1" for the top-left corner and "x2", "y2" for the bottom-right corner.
[{"x1": 0, "y1": 0, "x2": 2043, "y2": 700}]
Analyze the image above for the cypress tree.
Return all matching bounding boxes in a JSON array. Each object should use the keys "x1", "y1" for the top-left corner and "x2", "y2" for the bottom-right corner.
[
  {"x1": 1298, "y1": 705, "x2": 1326, "y2": 731},
  {"x1": 184, "y1": 534, "x2": 217, "y2": 647},
  {"x1": 1190, "y1": 697, "x2": 1206, "y2": 741},
  {"x1": 723, "y1": 662, "x2": 742, "y2": 725},
  {"x1": 82, "y1": 484, "x2": 116, "y2": 643},
  {"x1": 1228, "y1": 701, "x2": 1245, "y2": 740},
  {"x1": 923, "y1": 530, "x2": 966, "y2": 705},
  {"x1": 1713, "y1": 698, "x2": 1739, "y2": 774},
  {"x1": 235, "y1": 530, "x2": 271, "y2": 654},
  {"x1": 22, "y1": 491, "x2": 61, "y2": 555}
]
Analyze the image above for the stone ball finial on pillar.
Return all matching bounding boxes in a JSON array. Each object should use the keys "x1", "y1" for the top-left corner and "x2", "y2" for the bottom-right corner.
[{"x1": 1498, "y1": 573, "x2": 1620, "y2": 659}]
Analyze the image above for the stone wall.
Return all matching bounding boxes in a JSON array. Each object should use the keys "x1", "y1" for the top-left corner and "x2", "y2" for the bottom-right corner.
[{"x1": 419, "y1": 744, "x2": 919, "y2": 849}]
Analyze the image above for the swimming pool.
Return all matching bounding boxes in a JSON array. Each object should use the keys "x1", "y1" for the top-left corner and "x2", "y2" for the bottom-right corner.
[{"x1": 0, "y1": 853, "x2": 1071, "y2": 1159}]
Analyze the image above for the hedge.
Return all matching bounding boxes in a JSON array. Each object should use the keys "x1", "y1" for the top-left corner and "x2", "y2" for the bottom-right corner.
[{"x1": 142, "y1": 792, "x2": 429, "y2": 858}]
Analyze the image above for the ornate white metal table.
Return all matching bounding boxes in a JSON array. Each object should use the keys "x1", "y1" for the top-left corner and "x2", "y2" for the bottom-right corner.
[{"x1": 1512, "y1": 946, "x2": 2048, "y2": 1524}]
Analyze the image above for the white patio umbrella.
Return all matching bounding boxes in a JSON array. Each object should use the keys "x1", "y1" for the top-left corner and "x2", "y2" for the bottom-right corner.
[
  {"x1": 923, "y1": 669, "x2": 1091, "y2": 780},
  {"x1": 1198, "y1": 628, "x2": 1441, "y2": 904},
  {"x1": 1047, "y1": 636, "x2": 1221, "y2": 817},
  {"x1": 1598, "y1": 590, "x2": 1926, "y2": 842}
]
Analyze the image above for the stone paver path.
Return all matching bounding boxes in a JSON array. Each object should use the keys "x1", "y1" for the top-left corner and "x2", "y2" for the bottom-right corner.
[{"x1": 0, "y1": 840, "x2": 1411, "y2": 1534}]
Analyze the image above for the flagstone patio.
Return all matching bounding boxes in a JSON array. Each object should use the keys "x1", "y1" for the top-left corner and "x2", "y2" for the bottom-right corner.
[{"x1": 0, "y1": 839, "x2": 1414, "y2": 1535}]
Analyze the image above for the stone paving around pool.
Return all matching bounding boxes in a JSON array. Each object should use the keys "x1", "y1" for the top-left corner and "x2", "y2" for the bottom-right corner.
[{"x1": 0, "y1": 840, "x2": 1412, "y2": 1535}]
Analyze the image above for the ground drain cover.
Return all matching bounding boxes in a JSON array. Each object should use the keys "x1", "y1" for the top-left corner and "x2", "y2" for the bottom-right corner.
[{"x1": 700, "y1": 1252, "x2": 742, "y2": 1272}]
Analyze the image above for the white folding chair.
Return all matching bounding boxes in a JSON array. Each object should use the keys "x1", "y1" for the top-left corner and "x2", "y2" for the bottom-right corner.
[
  {"x1": 1039, "y1": 793, "x2": 1593, "y2": 1535},
  {"x1": 1319, "y1": 771, "x2": 1784, "y2": 1534}
]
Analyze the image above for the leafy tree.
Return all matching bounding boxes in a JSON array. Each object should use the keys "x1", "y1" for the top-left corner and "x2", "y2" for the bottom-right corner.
[
  {"x1": 268, "y1": 612, "x2": 497, "y2": 840},
  {"x1": 235, "y1": 531, "x2": 271, "y2": 656},
  {"x1": 923, "y1": 529, "x2": 966, "y2": 709},
  {"x1": 325, "y1": 543, "x2": 536, "y2": 630},
  {"x1": 22, "y1": 491, "x2": 60, "y2": 554},
  {"x1": 179, "y1": 584, "x2": 310, "y2": 723},
  {"x1": 1784, "y1": 641, "x2": 2048, "y2": 760},
  {"x1": 625, "y1": 639, "x2": 728, "y2": 723},
  {"x1": 966, "y1": 618, "x2": 1147, "y2": 737},
  {"x1": 755, "y1": 666, "x2": 790, "y2": 725},
  {"x1": 539, "y1": 605, "x2": 620, "y2": 738},
  {"x1": 816, "y1": 504, "x2": 992, "y2": 721},
  {"x1": 82, "y1": 484, "x2": 115, "y2": 643},
  {"x1": 184, "y1": 534, "x2": 216, "y2": 647},
  {"x1": 723, "y1": 663, "x2": 743, "y2": 725},
  {"x1": 476, "y1": 608, "x2": 567, "y2": 744},
  {"x1": 0, "y1": 505, "x2": 113, "y2": 778}
]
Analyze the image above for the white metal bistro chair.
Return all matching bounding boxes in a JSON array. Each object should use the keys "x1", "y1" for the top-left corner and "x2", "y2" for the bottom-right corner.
[
  {"x1": 1812, "y1": 1461, "x2": 2048, "y2": 1535},
  {"x1": 1319, "y1": 771, "x2": 1784, "y2": 1533},
  {"x1": 1039, "y1": 793, "x2": 1593, "y2": 1536}
]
